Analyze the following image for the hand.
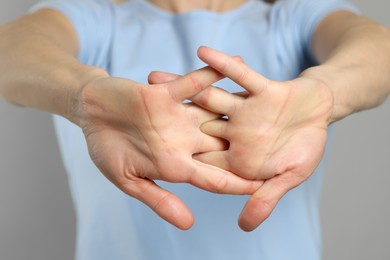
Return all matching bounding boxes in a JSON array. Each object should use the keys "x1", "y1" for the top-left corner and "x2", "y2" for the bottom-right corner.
[
  {"x1": 151, "y1": 47, "x2": 334, "y2": 231},
  {"x1": 76, "y1": 65, "x2": 261, "y2": 230}
]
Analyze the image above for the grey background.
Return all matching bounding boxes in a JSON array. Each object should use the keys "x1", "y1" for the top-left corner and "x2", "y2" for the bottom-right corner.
[{"x1": 0, "y1": 0, "x2": 389, "y2": 259}]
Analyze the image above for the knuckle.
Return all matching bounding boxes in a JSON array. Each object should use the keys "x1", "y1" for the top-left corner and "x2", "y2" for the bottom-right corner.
[
  {"x1": 194, "y1": 87, "x2": 211, "y2": 107},
  {"x1": 213, "y1": 174, "x2": 229, "y2": 193},
  {"x1": 117, "y1": 178, "x2": 141, "y2": 198},
  {"x1": 152, "y1": 193, "x2": 171, "y2": 212},
  {"x1": 188, "y1": 74, "x2": 203, "y2": 92},
  {"x1": 235, "y1": 68, "x2": 250, "y2": 86},
  {"x1": 258, "y1": 198, "x2": 274, "y2": 218}
]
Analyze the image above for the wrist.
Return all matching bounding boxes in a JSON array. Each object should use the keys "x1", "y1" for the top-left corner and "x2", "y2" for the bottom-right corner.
[
  {"x1": 299, "y1": 65, "x2": 347, "y2": 124},
  {"x1": 64, "y1": 64, "x2": 109, "y2": 126}
]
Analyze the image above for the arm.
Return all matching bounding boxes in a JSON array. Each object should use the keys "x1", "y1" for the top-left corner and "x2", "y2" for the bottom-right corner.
[
  {"x1": 0, "y1": 10, "x2": 260, "y2": 229},
  {"x1": 0, "y1": 9, "x2": 105, "y2": 124},
  {"x1": 308, "y1": 10, "x2": 390, "y2": 122}
]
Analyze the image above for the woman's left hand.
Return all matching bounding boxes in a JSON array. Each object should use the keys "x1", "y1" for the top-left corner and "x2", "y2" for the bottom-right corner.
[{"x1": 150, "y1": 46, "x2": 335, "y2": 231}]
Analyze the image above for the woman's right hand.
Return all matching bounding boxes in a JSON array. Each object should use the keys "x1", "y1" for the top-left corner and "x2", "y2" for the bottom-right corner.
[{"x1": 75, "y1": 66, "x2": 262, "y2": 230}]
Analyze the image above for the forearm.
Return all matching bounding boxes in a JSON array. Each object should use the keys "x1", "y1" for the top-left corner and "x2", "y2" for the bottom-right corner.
[
  {"x1": 0, "y1": 11, "x2": 108, "y2": 125},
  {"x1": 305, "y1": 11, "x2": 390, "y2": 123}
]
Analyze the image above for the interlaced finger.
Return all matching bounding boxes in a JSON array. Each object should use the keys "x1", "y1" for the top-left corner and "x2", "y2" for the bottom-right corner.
[
  {"x1": 167, "y1": 66, "x2": 224, "y2": 102},
  {"x1": 201, "y1": 119, "x2": 229, "y2": 139},
  {"x1": 187, "y1": 160, "x2": 262, "y2": 195},
  {"x1": 148, "y1": 71, "x2": 179, "y2": 85},
  {"x1": 196, "y1": 134, "x2": 229, "y2": 153},
  {"x1": 192, "y1": 151, "x2": 231, "y2": 172},
  {"x1": 197, "y1": 46, "x2": 270, "y2": 95},
  {"x1": 190, "y1": 86, "x2": 243, "y2": 116}
]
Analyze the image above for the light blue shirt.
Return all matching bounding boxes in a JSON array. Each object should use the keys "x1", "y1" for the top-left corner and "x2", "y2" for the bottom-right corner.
[{"x1": 31, "y1": 0, "x2": 358, "y2": 259}]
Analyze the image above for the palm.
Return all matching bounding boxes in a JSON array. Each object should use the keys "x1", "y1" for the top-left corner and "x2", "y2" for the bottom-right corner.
[
  {"x1": 204, "y1": 78, "x2": 330, "y2": 180},
  {"x1": 78, "y1": 68, "x2": 260, "y2": 230},
  {"x1": 190, "y1": 47, "x2": 333, "y2": 231}
]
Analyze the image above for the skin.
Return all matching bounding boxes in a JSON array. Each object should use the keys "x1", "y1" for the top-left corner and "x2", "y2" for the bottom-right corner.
[
  {"x1": 0, "y1": 5, "x2": 261, "y2": 230},
  {"x1": 148, "y1": 9, "x2": 390, "y2": 231},
  {"x1": 194, "y1": 47, "x2": 333, "y2": 231},
  {"x1": 1, "y1": 1, "x2": 390, "y2": 231},
  {"x1": 78, "y1": 67, "x2": 263, "y2": 230}
]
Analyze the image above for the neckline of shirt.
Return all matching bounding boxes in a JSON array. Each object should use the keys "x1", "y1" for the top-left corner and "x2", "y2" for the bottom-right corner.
[{"x1": 130, "y1": 0, "x2": 259, "y2": 20}]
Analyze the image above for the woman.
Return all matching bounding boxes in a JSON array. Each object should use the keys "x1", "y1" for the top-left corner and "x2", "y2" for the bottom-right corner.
[{"x1": 0, "y1": 0, "x2": 389, "y2": 259}]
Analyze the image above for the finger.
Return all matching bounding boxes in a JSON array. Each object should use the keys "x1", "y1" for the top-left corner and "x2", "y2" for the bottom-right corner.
[
  {"x1": 238, "y1": 171, "x2": 302, "y2": 231},
  {"x1": 148, "y1": 71, "x2": 240, "y2": 115},
  {"x1": 197, "y1": 135, "x2": 229, "y2": 153},
  {"x1": 148, "y1": 71, "x2": 179, "y2": 84},
  {"x1": 190, "y1": 86, "x2": 243, "y2": 116},
  {"x1": 165, "y1": 55, "x2": 246, "y2": 102},
  {"x1": 184, "y1": 103, "x2": 222, "y2": 125},
  {"x1": 197, "y1": 46, "x2": 270, "y2": 94},
  {"x1": 201, "y1": 119, "x2": 229, "y2": 139},
  {"x1": 167, "y1": 66, "x2": 224, "y2": 102},
  {"x1": 121, "y1": 177, "x2": 194, "y2": 230},
  {"x1": 189, "y1": 160, "x2": 262, "y2": 195},
  {"x1": 192, "y1": 151, "x2": 231, "y2": 172},
  {"x1": 149, "y1": 56, "x2": 245, "y2": 86},
  {"x1": 152, "y1": 71, "x2": 243, "y2": 116}
]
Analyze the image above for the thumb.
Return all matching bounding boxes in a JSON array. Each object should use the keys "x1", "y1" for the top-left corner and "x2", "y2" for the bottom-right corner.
[{"x1": 238, "y1": 171, "x2": 301, "y2": 231}]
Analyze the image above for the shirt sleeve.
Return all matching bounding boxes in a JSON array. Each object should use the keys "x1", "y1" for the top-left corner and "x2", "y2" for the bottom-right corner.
[
  {"x1": 28, "y1": 0, "x2": 115, "y2": 69},
  {"x1": 269, "y1": 0, "x2": 360, "y2": 68}
]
